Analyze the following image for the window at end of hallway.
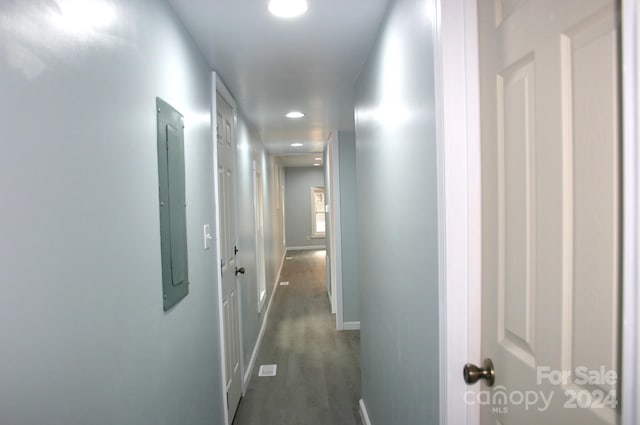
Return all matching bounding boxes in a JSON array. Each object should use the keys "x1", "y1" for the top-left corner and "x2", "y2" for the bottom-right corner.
[{"x1": 311, "y1": 187, "x2": 325, "y2": 238}]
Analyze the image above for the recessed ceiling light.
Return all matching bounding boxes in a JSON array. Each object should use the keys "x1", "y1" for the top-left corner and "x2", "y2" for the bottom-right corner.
[
  {"x1": 291, "y1": 143, "x2": 303, "y2": 147},
  {"x1": 314, "y1": 157, "x2": 322, "y2": 160},
  {"x1": 313, "y1": 163, "x2": 321, "y2": 166},
  {"x1": 286, "y1": 111, "x2": 305, "y2": 119},
  {"x1": 51, "y1": 0, "x2": 117, "y2": 33},
  {"x1": 268, "y1": 0, "x2": 308, "y2": 18}
]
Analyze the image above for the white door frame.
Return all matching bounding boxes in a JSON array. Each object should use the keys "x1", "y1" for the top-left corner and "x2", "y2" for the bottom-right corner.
[
  {"x1": 435, "y1": 1, "x2": 640, "y2": 424},
  {"x1": 253, "y1": 162, "x2": 267, "y2": 313},
  {"x1": 433, "y1": 1, "x2": 481, "y2": 424},
  {"x1": 326, "y1": 132, "x2": 344, "y2": 326},
  {"x1": 622, "y1": 0, "x2": 640, "y2": 423},
  {"x1": 211, "y1": 72, "x2": 245, "y2": 425}
]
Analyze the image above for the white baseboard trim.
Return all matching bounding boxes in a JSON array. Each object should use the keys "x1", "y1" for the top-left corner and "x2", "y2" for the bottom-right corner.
[
  {"x1": 274, "y1": 249, "x2": 287, "y2": 287},
  {"x1": 242, "y1": 250, "x2": 287, "y2": 391},
  {"x1": 359, "y1": 399, "x2": 372, "y2": 425},
  {"x1": 343, "y1": 321, "x2": 361, "y2": 331},
  {"x1": 286, "y1": 245, "x2": 326, "y2": 251}
]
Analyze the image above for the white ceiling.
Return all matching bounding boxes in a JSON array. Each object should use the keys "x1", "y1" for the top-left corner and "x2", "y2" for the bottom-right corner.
[{"x1": 168, "y1": 0, "x2": 390, "y2": 160}]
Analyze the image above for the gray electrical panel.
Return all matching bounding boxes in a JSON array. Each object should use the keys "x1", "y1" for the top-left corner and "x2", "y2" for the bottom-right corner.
[{"x1": 156, "y1": 97, "x2": 189, "y2": 311}]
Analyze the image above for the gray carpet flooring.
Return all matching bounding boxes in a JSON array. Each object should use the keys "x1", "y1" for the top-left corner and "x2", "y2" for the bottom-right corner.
[{"x1": 232, "y1": 249, "x2": 362, "y2": 425}]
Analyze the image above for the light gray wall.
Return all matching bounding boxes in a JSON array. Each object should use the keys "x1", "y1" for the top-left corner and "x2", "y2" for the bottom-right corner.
[
  {"x1": 337, "y1": 131, "x2": 360, "y2": 323},
  {"x1": 0, "y1": 2, "x2": 225, "y2": 424},
  {"x1": 235, "y1": 113, "x2": 285, "y2": 368},
  {"x1": 284, "y1": 167, "x2": 327, "y2": 248},
  {"x1": 355, "y1": 0, "x2": 440, "y2": 424}
]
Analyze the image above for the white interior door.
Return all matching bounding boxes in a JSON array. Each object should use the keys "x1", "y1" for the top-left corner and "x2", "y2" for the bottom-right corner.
[
  {"x1": 216, "y1": 91, "x2": 242, "y2": 420},
  {"x1": 476, "y1": 0, "x2": 621, "y2": 423}
]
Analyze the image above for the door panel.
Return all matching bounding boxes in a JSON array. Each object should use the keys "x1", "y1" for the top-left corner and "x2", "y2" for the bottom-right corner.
[
  {"x1": 216, "y1": 92, "x2": 242, "y2": 420},
  {"x1": 478, "y1": 1, "x2": 620, "y2": 423},
  {"x1": 565, "y1": 12, "x2": 619, "y2": 382},
  {"x1": 497, "y1": 54, "x2": 537, "y2": 368}
]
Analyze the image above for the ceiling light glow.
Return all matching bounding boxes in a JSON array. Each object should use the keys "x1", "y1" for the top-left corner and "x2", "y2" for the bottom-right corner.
[
  {"x1": 268, "y1": 0, "x2": 308, "y2": 18},
  {"x1": 314, "y1": 157, "x2": 322, "y2": 160},
  {"x1": 51, "y1": 0, "x2": 117, "y2": 34},
  {"x1": 291, "y1": 143, "x2": 303, "y2": 147},
  {"x1": 286, "y1": 111, "x2": 305, "y2": 118},
  {"x1": 313, "y1": 163, "x2": 321, "y2": 166}
]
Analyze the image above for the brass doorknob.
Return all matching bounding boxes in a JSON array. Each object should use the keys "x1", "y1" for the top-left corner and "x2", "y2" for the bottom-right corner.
[
  {"x1": 463, "y1": 358, "x2": 495, "y2": 386},
  {"x1": 235, "y1": 267, "x2": 245, "y2": 276}
]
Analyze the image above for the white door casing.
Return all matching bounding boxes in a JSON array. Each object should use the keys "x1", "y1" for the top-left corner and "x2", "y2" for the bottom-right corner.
[
  {"x1": 433, "y1": 0, "x2": 482, "y2": 423},
  {"x1": 254, "y1": 164, "x2": 267, "y2": 312},
  {"x1": 477, "y1": 1, "x2": 620, "y2": 424},
  {"x1": 215, "y1": 87, "x2": 242, "y2": 421},
  {"x1": 621, "y1": 1, "x2": 640, "y2": 424},
  {"x1": 326, "y1": 132, "x2": 342, "y2": 321}
]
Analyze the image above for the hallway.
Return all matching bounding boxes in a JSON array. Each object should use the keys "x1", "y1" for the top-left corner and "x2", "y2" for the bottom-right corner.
[
  {"x1": 233, "y1": 250, "x2": 361, "y2": 425},
  {"x1": 1, "y1": 1, "x2": 638, "y2": 425}
]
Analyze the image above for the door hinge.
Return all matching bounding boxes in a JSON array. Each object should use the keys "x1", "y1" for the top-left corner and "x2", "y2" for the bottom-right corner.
[{"x1": 234, "y1": 245, "x2": 239, "y2": 255}]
